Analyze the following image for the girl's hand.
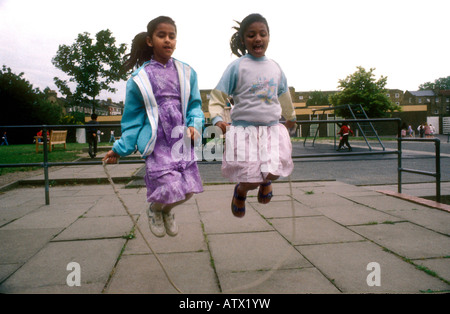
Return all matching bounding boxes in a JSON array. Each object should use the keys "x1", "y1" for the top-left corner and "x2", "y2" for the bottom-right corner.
[
  {"x1": 285, "y1": 120, "x2": 296, "y2": 130},
  {"x1": 187, "y1": 126, "x2": 201, "y2": 144},
  {"x1": 285, "y1": 120, "x2": 297, "y2": 136},
  {"x1": 215, "y1": 121, "x2": 229, "y2": 135},
  {"x1": 102, "y1": 150, "x2": 120, "y2": 164}
]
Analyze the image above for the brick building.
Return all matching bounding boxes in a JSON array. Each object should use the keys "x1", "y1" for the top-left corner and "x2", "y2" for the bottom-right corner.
[{"x1": 199, "y1": 87, "x2": 449, "y2": 136}]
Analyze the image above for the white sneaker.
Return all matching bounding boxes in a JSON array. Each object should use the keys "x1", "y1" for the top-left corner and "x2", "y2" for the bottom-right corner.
[
  {"x1": 147, "y1": 205, "x2": 166, "y2": 237},
  {"x1": 163, "y1": 212, "x2": 178, "y2": 237}
]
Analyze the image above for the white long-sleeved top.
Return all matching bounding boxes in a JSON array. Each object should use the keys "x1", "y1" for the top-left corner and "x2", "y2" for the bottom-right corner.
[{"x1": 208, "y1": 54, "x2": 296, "y2": 127}]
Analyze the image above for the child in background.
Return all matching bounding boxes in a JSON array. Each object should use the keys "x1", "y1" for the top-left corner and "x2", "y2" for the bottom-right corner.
[
  {"x1": 208, "y1": 13, "x2": 296, "y2": 218},
  {"x1": 336, "y1": 122, "x2": 353, "y2": 151},
  {"x1": 103, "y1": 16, "x2": 204, "y2": 237},
  {"x1": 86, "y1": 113, "x2": 99, "y2": 158}
]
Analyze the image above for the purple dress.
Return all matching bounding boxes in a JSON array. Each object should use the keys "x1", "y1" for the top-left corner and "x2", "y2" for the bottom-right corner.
[{"x1": 143, "y1": 59, "x2": 203, "y2": 204}]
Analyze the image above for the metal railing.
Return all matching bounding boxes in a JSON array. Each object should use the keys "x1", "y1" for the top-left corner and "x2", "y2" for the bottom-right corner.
[
  {"x1": 398, "y1": 137, "x2": 441, "y2": 203},
  {"x1": 0, "y1": 118, "x2": 442, "y2": 204}
]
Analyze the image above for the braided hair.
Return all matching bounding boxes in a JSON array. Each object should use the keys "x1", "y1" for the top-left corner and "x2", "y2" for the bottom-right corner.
[
  {"x1": 230, "y1": 13, "x2": 270, "y2": 57},
  {"x1": 122, "y1": 16, "x2": 177, "y2": 73}
]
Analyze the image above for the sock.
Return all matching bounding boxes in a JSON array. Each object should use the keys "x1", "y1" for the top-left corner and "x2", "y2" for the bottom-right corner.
[
  {"x1": 149, "y1": 202, "x2": 164, "y2": 212},
  {"x1": 162, "y1": 193, "x2": 193, "y2": 213}
]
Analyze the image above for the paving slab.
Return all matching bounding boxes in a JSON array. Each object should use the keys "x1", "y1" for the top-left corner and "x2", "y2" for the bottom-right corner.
[
  {"x1": 313, "y1": 203, "x2": 403, "y2": 226},
  {"x1": 208, "y1": 231, "x2": 312, "y2": 273},
  {"x1": 199, "y1": 206, "x2": 273, "y2": 234},
  {"x1": 298, "y1": 241, "x2": 449, "y2": 293},
  {"x1": 293, "y1": 190, "x2": 358, "y2": 209},
  {"x1": 376, "y1": 204, "x2": 450, "y2": 234},
  {"x1": 250, "y1": 199, "x2": 320, "y2": 218},
  {"x1": 1, "y1": 203, "x2": 88, "y2": 230},
  {"x1": 270, "y1": 216, "x2": 364, "y2": 245},
  {"x1": 53, "y1": 216, "x2": 135, "y2": 241},
  {"x1": 106, "y1": 252, "x2": 220, "y2": 294},
  {"x1": 124, "y1": 219, "x2": 207, "y2": 255},
  {"x1": 219, "y1": 268, "x2": 341, "y2": 294},
  {"x1": 0, "y1": 238, "x2": 125, "y2": 294},
  {"x1": 350, "y1": 222, "x2": 450, "y2": 260},
  {"x1": 347, "y1": 194, "x2": 429, "y2": 212},
  {"x1": 415, "y1": 258, "x2": 450, "y2": 283},
  {"x1": 0, "y1": 228, "x2": 60, "y2": 264}
]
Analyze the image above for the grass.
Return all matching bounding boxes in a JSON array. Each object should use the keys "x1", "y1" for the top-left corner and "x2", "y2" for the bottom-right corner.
[
  {"x1": 292, "y1": 136, "x2": 399, "y2": 142},
  {"x1": 0, "y1": 142, "x2": 110, "y2": 175},
  {"x1": 0, "y1": 136, "x2": 398, "y2": 176}
]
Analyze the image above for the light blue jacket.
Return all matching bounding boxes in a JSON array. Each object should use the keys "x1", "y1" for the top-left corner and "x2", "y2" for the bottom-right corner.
[{"x1": 112, "y1": 58, "x2": 204, "y2": 157}]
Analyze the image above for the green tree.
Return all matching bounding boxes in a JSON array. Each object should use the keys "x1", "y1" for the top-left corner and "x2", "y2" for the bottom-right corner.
[
  {"x1": 418, "y1": 76, "x2": 450, "y2": 92},
  {"x1": 52, "y1": 29, "x2": 127, "y2": 113},
  {"x1": 0, "y1": 65, "x2": 62, "y2": 143},
  {"x1": 307, "y1": 91, "x2": 331, "y2": 107},
  {"x1": 329, "y1": 66, "x2": 400, "y2": 118}
]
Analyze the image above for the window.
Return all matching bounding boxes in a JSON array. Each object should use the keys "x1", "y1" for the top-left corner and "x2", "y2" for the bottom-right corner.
[
  {"x1": 299, "y1": 96, "x2": 303, "y2": 100},
  {"x1": 395, "y1": 93, "x2": 399, "y2": 98}
]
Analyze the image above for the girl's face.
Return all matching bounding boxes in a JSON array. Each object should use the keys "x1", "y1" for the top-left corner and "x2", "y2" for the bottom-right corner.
[
  {"x1": 243, "y1": 21, "x2": 269, "y2": 58},
  {"x1": 147, "y1": 22, "x2": 177, "y2": 64}
]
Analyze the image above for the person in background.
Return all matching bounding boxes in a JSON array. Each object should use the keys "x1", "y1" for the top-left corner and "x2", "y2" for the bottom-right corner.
[
  {"x1": 86, "y1": 113, "x2": 99, "y2": 158},
  {"x1": 337, "y1": 122, "x2": 354, "y2": 152},
  {"x1": 1, "y1": 131, "x2": 8, "y2": 146},
  {"x1": 109, "y1": 130, "x2": 115, "y2": 143}
]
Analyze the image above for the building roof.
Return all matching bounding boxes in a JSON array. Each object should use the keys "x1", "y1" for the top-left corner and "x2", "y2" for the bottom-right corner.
[{"x1": 409, "y1": 90, "x2": 435, "y2": 97}]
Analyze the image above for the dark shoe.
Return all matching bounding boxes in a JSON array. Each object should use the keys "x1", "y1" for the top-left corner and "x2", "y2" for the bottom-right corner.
[
  {"x1": 231, "y1": 184, "x2": 246, "y2": 218},
  {"x1": 258, "y1": 181, "x2": 273, "y2": 204}
]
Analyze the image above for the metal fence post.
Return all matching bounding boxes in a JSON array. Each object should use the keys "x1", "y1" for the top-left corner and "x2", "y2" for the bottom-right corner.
[
  {"x1": 397, "y1": 120, "x2": 402, "y2": 194},
  {"x1": 435, "y1": 138, "x2": 441, "y2": 203},
  {"x1": 43, "y1": 126, "x2": 50, "y2": 205}
]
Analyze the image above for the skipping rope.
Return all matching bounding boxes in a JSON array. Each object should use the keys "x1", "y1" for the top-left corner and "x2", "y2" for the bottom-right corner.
[
  {"x1": 102, "y1": 161, "x2": 296, "y2": 294},
  {"x1": 102, "y1": 161, "x2": 183, "y2": 293}
]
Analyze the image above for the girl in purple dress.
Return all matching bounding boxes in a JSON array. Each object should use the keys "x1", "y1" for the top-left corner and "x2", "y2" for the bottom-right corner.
[{"x1": 103, "y1": 16, "x2": 204, "y2": 237}]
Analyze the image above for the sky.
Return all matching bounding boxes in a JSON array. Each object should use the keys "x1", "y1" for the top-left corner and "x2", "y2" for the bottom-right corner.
[{"x1": 1, "y1": 0, "x2": 449, "y2": 103}]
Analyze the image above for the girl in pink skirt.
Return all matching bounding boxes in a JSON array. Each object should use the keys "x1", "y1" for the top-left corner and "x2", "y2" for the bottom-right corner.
[{"x1": 208, "y1": 13, "x2": 296, "y2": 218}]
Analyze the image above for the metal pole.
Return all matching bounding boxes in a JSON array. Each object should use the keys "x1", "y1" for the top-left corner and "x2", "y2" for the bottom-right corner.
[
  {"x1": 435, "y1": 139, "x2": 441, "y2": 203},
  {"x1": 43, "y1": 126, "x2": 50, "y2": 205},
  {"x1": 397, "y1": 120, "x2": 402, "y2": 194}
]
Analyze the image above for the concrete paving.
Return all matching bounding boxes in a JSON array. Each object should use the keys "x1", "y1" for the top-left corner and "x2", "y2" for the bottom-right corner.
[{"x1": 0, "y1": 157, "x2": 449, "y2": 294}]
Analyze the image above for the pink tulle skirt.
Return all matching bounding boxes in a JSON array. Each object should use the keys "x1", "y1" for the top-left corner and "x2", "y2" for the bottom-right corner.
[{"x1": 221, "y1": 124, "x2": 293, "y2": 183}]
